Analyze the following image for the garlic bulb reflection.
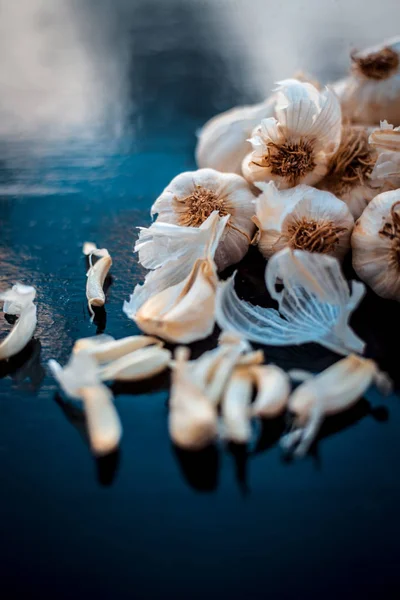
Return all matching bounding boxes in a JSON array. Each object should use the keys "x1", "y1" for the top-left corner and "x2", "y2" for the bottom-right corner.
[
  {"x1": 333, "y1": 37, "x2": 400, "y2": 124},
  {"x1": 352, "y1": 189, "x2": 400, "y2": 301},
  {"x1": 151, "y1": 168, "x2": 255, "y2": 270},
  {"x1": 253, "y1": 182, "x2": 353, "y2": 260},
  {"x1": 195, "y1": 96, "x2": 276, "y2": 174},
  {"x1": 242, "y1": 79, "x2": 342, "y2": 189}
]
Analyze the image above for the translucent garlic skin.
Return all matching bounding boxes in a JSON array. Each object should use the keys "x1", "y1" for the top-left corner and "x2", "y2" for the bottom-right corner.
[
  {"x1": 332, "y1": 37, "x2": 400, "y2": 125},
  {"x1": 352, "y1": 189, "x2": 400, "y2": 301},
  {"x1": 151, "y1": 168, "x2": 256, "y2": 271},
  {"x1": 195, "y1": 97, "x2": 276, "y2": 175}
]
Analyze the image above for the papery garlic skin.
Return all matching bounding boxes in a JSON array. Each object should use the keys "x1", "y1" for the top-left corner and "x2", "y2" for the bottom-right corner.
[
  {"x1": 352, "y1": 189, "x2": 400, "y2": 301},
  {"x1": 0, "y1": 284, "x2": 37, "y2": 360},
  {"x1": 150, "y1": 168, "x2": 256, "y2": 271},
  {"x1": 222, "y1": 368, "x2": 253, "y2": 444},
  {"x1": 195, "y1": 96, "x2": 276, "y2": 175},
  {"x1": 242, "y1": 80, "x2": 342, "y2": 189},
  {"x1": 250, "y1": 365, "x2": 290, "y2": 418},
  {"x1": 333, "y1": 37, "x2": 400, "y2": 125},
  {"x1": 84, "y1": 244, "x2": 112, "y2": 319},
  {"x1": 253, "y1": 182, "x2": 354, "y2": 260}
]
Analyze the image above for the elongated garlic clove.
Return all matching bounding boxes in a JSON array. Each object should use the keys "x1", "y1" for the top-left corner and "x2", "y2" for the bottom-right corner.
[
  {"x1": 169, "y1": 347, "x2": 218, "y2": 450},
  {"x1": 73, "y1": 334, "x2": 160, "y2": 364},
  {"x1": 0, "y1": 284, "x2": 37, "y2": 360},
  {"x1": 221, "y1": 367, "x2": 253, "y2": 444},
  {"x1": 250, "y1": 365, "x2": 290, "y2": 418},
  {"x1": 84, "y1": 243, "x2": 112, "y2": 319},
  {"x1": 281, "y1": 354, "x2": 392, "y2": 457},
  {"x1": 49, "y1": 352, "x2": 122, "y2": 456},
  {"x1": 98, "y1": 346, "x2": 171, "y2": 381}
]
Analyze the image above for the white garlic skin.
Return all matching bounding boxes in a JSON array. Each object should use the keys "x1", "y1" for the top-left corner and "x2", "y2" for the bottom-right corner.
[
  {"x1": 332, "y1": 37, "x2": 400, "y2": 125},
  {"x1": 195, "y1": 96, "x2": 276, "y2": 175},
  {"x1": 352, "y1": 189, "x2": 400, "y2": 301}
]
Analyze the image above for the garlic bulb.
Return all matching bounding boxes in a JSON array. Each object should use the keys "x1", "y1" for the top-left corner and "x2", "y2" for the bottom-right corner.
[
  {"x1": 281, "y1": 354, "x2": 392, "y2": 457},
  {"x1": 0, "y1": 284, "x2": 37, "y2": 360},
  {"x1": 333, "y1": 37, "x2": 400, "y2": 125},
  {"x1": 195, "y1": 96, "x2": 276, "y2": 175},
  {"x1": 150, "y1": 168, "x2": 256, "y2": 270},
  {"x1": 253, "y1": 182, "x2": 353, "y2": 260},
  {"x1": 216, "y1": 248, "x2": 365, "y2": 356},
  {"x1": 318, "y1": 125, "x2": 383, "y2": 219},
  {"x1": 352, "y1": 189, "x2": 400, "y2": 301},
  {"x1": 242, "y1": 79, "x2": 342, "y2": 189},
  {"x1": 369, "y1": 121, "x2": 400, "y2": 188}
]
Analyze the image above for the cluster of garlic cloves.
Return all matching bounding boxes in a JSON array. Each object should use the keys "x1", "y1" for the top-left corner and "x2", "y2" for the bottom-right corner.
[{"x1": 0, "y1": 283, "x2": 37, "y2": 360}]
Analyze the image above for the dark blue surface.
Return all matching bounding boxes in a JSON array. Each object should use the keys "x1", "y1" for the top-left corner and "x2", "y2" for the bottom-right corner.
[{"x1": 1, "y1": 3, "x2": 400, "y2": 599}]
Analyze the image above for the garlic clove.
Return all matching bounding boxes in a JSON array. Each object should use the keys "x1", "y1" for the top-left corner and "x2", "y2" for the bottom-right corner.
[
  {"x1": 250, "y1": 365, "x2": 290, "y2": 418},
  {"x1": 73, "y1": 334, "x2": 161, "y2": 364},
  {"x1": 84, "y1": 244, "x2": 112, "y2": 319},
  {"x1": 98, "y1": 346, "x2": 171, "y2": 381},
  {"x1": 221, "y1": 367, "x2": 253, "y2": 444},
  {"x1": 0, "y1": 284, "x2": 37, "y2": 360}
]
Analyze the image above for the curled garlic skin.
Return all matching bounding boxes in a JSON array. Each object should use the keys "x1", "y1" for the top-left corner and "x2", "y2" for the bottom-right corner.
[
  {"x1": 83, "y1": 243, "x2": 112, "y2": 319},
  {"x1": 0, "y1": 284, "x2": 37, "y2": 360},
  {"x1": 150, "y1": 168, "x2": 256, "y2": 271},
  {"x1": 352, "y1": 189, "x2": 400, "y2": 301},
  {"x1": 253, "y1": 182, "x2": 354, "y2": 261},
  {"x1": 333, "y1": 37, "x2": 400, "y2": 125},
  {"x1": 281, "y1": 354, "x2": 392, "y2": 457},
  {"x1": 242, "y1": 79, "x2": 342, "y2": 189}
]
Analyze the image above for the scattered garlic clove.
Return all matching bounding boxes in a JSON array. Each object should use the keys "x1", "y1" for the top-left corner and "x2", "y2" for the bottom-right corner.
[
  {"x1": 0, "y1": 284, "x2": 37, "y2": 360},
  {"x1": 250, "y1": 365, "x2": 290, "y2": 418},
  {"x1": 195, "y1": 96, "x2": 276, "y2": 174},
  {"x1": 242, "y1": 79, "x2": 342, "y2": 189},
  {"x1": 84, "y1": 243, "x2": 112, "y2": 319},
  {"x1": 281, "y1": 354, "x2": 392, "y2": 457},
  {"x1": 49, "y1": 352, "x2": 122, "y2": 456},
  {"x1": 352, "y1": 189, "x2": 400, "y2": 301},
  {"x1": 73, "y1": 334, "x2": 160, "y2": 364},
  {"x1": 169, "y1": 347, "x2": 218, "y2": 450},
  {"x1": 253, "y1": 182, "x2": 353, "y2": 260},
  {"x1": 332, "y1": 37, "x2": 400, "y2": 125},
  {"x1": 150, "y1": 168, "x2": 256, "y2": 271},
  {"x1": 221, "y1": 367, "x2": 253, "y2": 444},
  {"x1": 98, "y1": 346, "x2": 171, "y2": 381}
]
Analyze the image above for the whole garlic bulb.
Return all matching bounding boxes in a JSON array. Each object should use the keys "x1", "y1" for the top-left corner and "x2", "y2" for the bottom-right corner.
[
  {"x1": 333, "y1": 37, "x2": 400, "y2": 125},
  {"x1": 195, "y1": 96, "x2": 276, "y2": 175},
  {"x1": 242, "y1": 79, "x2": 342, "y2": 189},
  {"x1": 253, "y1": 182, "x2": 354, "y2": 261},
  {"x1": 151, "y1": 168, "x2": 256, "y2": 271},
  {"x1": 352, "y1": 188, "x2": 400, "y2": 301}
]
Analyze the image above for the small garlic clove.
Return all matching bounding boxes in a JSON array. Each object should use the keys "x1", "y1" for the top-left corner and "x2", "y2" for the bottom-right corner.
[
  {"x1": 221, "y1": 367, "x2": 253, "y2": 444},
  {"x1": 98, "y1": 346, "x2": 171, "y2": 381},
  {"x1": 84, "y1": 244, "x2": 112, "y2": 319},
  {"x1": 0, "y1": 284, "x2": 37, "y2": 360},
  {"x1": 79, "y1": 384, "x2": 122, "y2": 456},
  {"x1": 73, "y1": 334, "x2": 161, "y2": 364},
  {"x1": 250, "y1": 365, "x2": 290, "y2": 418}
]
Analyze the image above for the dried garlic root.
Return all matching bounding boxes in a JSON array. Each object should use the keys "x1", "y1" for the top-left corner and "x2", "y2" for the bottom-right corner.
[
  {"x1": 0, "y1": 284, "x2": 37, "y2": 360},
  {"x1": 83, "y1": 242, "x2": 112, "y2": 320}
]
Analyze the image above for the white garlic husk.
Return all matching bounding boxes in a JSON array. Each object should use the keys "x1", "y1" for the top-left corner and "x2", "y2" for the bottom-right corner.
[
  {"x1": 195, "y1": 96, "x2": 276, "y2": 174},
  {"x1": 253, "y1": 182, "x2": 354, "y2": 261},
  {"x1": 369, "y1": 121, "x2": 400, "y2": 188},
  {"x1": 352, "y1": 189, "x2": 400, "y2": 301},
  {"x1": 0, "y1": 284, "x2": 37, "y2": 360},
  {"x1": 332, "y1": 37, "x2": 400, "y2": 125},
  {"x1": 242, "y1": 79, "x2": 342, "y2": 189},
  {"x1": 150, "y1": 168, "x2": 256, "y2": 271}
]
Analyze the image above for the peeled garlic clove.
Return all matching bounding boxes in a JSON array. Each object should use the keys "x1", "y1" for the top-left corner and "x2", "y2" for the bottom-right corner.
[
  {"x1": 352, "y1": 189, "x2": 400, "y2": 301},
  {"x1": 84, "y1": 244, "x2": 112, "y2": 319},
  {"x1": 195, "y1": 96, "x2": 276, "y2": 174},
  {"x1": 150, "y1": 168, "x2": 256, "y2": 271},
  {"x1": 250, "y1": 365, "x2": 290, "y2": 418},
  {"x1": 221, "y1": 368, "x2": 253, "y2": 444},
  {"x1": 242, "y1": 80, "x2": 341, "y2": 189},
  {"x1": 169, "y1": 347, "x2": 217, "y2": 450},
  {"x1": 332, "y1": 37, "x2": 400, "y2": 125},
  {"x1": 0, "y1": 284, "x2": 37, "y2": 360},
  {"x1": 73, "y1": 334, "x2": 160, "y2": 364},
  {"x1": 98, "y1": 346, "x2": 171, "y2": 381}
]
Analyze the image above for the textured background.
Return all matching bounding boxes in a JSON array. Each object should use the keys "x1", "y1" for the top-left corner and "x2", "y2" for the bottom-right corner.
[{"x1": 1, "y1": 1, "x2": 400, "y2": 598}]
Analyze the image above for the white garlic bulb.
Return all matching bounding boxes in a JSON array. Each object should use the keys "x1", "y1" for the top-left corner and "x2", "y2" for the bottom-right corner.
[
  {"x1": 253, "y1": 182, "x2": 354, "y2": 260},
  {"x1": 242, "y1": 79, "x2": 342, "y2": 189},
  {"x1": 151, "y1": 168, "x2": 256, "y2": 271},
  {"x1": 352, "y1": 188, "x2": 400, "y2": 301},
  {"x1": 333, "y1": 37, "x2": 400, "y2": 125}
]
